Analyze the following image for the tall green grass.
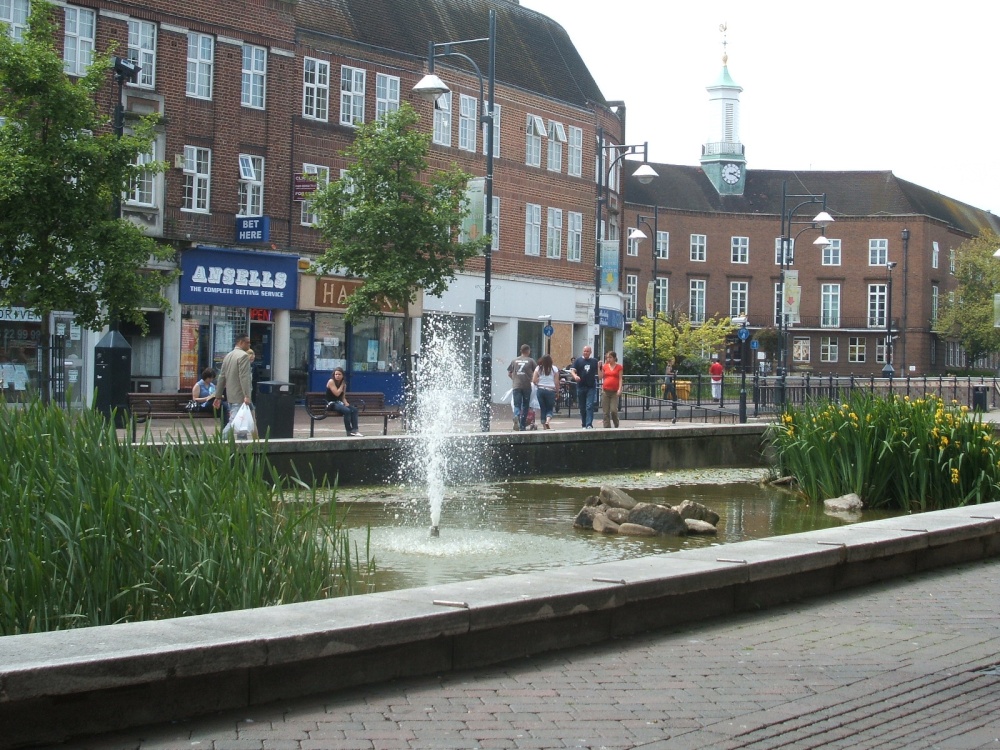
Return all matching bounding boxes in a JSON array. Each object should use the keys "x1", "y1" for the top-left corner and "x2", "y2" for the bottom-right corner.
[
  {"x1": 769, "y1": 392, "x2": 1000, "y2": 511},
  {"x1": 0, "y1": 399, "x2": 373, "y2": 635}
]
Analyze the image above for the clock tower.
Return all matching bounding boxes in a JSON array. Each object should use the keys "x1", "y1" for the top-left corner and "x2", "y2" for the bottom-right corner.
[{"x1": 701, "y1": 27, "x2": 746, "y2": 196}]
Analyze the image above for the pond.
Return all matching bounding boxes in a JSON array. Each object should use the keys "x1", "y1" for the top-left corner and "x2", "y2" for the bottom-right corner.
[{"x1": 334, "y1": 468, "x2": 895, "y2": 593}]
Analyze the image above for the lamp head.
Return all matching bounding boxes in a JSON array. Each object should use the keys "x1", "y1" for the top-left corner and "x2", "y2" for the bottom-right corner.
[
  {"x1": 412, "y1": 73, "x2": 450, "y2": 101},
  {"x1": 632, "y1": 163, "x2": 658, "y2": 185},
  {"x1": 812, "y1": 235, "x2": 832, "y2": 247},
  {"x1": 112, "y1": 56, "x2": 140, "y2": 81},
  {"x1": 812, "y1": 211, "x2": 834, "y2": 228},
  {"x1": 627, "y1": 228, "x2": 648, "y2": 241}
]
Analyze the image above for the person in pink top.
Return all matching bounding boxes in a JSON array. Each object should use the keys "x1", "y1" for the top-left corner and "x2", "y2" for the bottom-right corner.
[{"x1": 601, "y1": 350, "x2": 623, "y2": 428}]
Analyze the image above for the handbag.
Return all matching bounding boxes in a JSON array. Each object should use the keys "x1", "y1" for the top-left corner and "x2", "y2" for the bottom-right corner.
[{"x1": 185, "y1": 400, "x2": 199, "y2": 412}]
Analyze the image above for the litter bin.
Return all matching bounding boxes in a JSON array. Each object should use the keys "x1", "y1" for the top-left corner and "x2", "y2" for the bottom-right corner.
[
  {"x1": 255, "y1": 381, "x2": 295, "y2": 438},
  {"x1": 972, "y1": 385, "x2": 989, "y2": 412}
]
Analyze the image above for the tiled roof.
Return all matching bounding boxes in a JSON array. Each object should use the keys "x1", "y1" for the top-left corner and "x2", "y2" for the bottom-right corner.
[
  {"x1": 627, "y1": 165, "x2": 1000, "y2": 237},
  {"x1": 292, "y1": 0, "x2": 607, "y2": 108}
]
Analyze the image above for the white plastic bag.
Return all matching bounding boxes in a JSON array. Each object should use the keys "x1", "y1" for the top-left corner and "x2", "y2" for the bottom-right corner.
[
  {"x1": 529, "y1": 383, "x2": 540, "y2": 410},
  {"x1": 230, "y1": 402, "x2": 255, "y2": 438}
]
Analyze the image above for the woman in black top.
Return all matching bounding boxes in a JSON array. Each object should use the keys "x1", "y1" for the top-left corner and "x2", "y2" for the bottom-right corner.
[{"x1": 325, "y1": 367, "x2": 361, "y2": 436}]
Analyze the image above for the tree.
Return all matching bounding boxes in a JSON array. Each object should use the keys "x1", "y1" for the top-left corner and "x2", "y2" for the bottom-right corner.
[
  {"x1": 624, "y1": 314, "x2": 734, "y2": 374},
  {"x1": 935, "y1": 230, "x2": 1000, "y2": 370},
  {"x1": 311, "y1": 103, "x2": 489, "y2": 395},
  {"x1": 0, "y1": 2, "x2": 173, "y2": 394}
]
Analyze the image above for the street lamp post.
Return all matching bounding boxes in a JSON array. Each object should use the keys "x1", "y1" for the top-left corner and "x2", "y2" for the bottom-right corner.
[
  {"x1": 594, "y1": 127, "x2": 657, "y2": 356},
  {"x1": 899, "y1": 228, "x2": 909, "y2": 371},
  {"x1": 110, "y1": 56, "x2": 140, "y2": 222},
  {"x1": 628, "y1": 207, "x2": 661, "y2": 381},
  {"x1": 732, "y1": 315, "x2": 749, "y2": 424},
  {"x1": 882, "y1": 261, "x2": 897, "y2": 388},
  {"x1": 777, "y1": 180, "x2": 834, "y2": 407},
  {"x1": 413, "y1": 10, "x2": 496, "y2": 432}
]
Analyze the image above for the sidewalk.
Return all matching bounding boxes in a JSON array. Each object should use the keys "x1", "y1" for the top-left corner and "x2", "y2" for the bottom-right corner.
[{"x1": 66, "y1": 557, "x2": 1000, "y2": 750}]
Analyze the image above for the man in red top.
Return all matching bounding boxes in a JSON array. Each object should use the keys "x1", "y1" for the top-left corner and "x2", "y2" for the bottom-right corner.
[{"x1": 709, "y1": 355, "x2": 724, "y2": 401}]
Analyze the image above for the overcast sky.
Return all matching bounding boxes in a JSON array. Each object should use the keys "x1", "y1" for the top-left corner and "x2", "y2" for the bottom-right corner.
[{"x1": 520, "y1": 0, "x2": 998, "y2": 216}]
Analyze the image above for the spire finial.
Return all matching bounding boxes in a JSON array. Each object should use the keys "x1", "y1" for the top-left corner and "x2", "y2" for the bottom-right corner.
[{"x1": 719, "y1": 22, "x2": 728, "y2": 66}]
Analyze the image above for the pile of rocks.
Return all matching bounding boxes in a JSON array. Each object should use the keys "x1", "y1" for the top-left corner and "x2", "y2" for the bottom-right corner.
[{"x1": 573, "y1": 485, "x2": 720, "y2": 537}]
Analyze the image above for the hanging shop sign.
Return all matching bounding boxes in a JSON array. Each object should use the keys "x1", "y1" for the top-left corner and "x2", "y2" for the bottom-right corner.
[
  {"x1": 235, "y1": 216, "x2": 270, "y2": 243},
  {"x1": 180, "y1": 246, "x2": 299, "y2": 310}
]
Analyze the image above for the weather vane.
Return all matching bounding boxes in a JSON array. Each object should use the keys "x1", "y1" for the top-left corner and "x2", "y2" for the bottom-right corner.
[{"x1": 720, "y1": 22, "x2": 728, "y2": 66}]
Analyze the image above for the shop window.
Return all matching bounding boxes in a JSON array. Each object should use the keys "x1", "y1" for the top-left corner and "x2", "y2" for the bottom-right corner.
[
  {"x1": 121, "y1": 312, "x2": 164, "y2": 378},
  {"x1": 351, "y1": 316, "x2": 403, "y2": 373},
  {"x1": 313, "y1": 312, "x2": 347, "y2": 374}
]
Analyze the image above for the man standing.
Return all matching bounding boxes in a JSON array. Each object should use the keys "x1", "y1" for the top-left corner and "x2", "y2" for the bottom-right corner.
[
  {"x1": 570, "y1": 345, "x2": 599, "y2": 429},
  {"x1": 214, "y1": 334, "x2": 253, "y2": 433},
  {"x1": 709, "y1": 355, "x2": 724, "y2": 402},
  {"x1": 507, "y1": 344, "x2": 536, "y2": 431}
]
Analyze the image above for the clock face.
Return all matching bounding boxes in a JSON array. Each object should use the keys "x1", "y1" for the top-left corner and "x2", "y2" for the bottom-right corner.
[{"x1": 722, "y1": 163, "x2": 741, "y2": 184}]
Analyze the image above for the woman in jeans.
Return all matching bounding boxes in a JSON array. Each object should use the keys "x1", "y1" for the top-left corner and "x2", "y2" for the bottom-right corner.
[
  {"x1": 325, "y1": 367, "x2": 362, "y2": 437},
  {"x1": 532, "y1": 354, "x2": 558, "y2": 429},
  {"x1": 601, "y1": 350, "x2": 624, "y2": 428}
]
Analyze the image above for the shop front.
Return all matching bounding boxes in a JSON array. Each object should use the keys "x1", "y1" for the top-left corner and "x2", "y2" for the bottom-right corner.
[
  {"x1": 178, "y1": 246, "x2": 298, "y2": 395},
  {"x1": 0, "y1": 307, "x2": 88, "y2": 405},
  {"x1": 294, "y1": 273, "x2": 405, "y2": 404}
]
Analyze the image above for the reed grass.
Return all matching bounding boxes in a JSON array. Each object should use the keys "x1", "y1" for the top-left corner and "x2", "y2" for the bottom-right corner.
[
  {"x1": 769, "y1": 392, "x2": 1000, "y2": 511},
  {"x1": 0, "y1": 398, "x2": 373, "y2": 635}
]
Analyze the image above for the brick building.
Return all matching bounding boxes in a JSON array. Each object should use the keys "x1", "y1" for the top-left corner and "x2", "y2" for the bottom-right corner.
[
  {"x1": 622, "y1": 59, "x2": 1000, "y2": 378},
  {"x1": 2, "y1": 0, "x2": 630, "y2": 404}
]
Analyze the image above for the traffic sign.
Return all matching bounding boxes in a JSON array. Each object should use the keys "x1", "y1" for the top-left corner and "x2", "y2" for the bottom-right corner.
[
  {"x1": 750, "y1": 340, "x2": 759, "y2": 350},
  {"x1": 543, "y1": 325, "x2": 554, "y2": 337},
  {"x1": 737, "y1": 326, "x2": 750, "y2": 341}
]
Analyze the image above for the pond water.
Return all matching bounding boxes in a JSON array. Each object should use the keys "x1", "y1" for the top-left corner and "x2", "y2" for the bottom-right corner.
[{"x1": 334, "y1": 468, "x2": 895, "y2": 594}]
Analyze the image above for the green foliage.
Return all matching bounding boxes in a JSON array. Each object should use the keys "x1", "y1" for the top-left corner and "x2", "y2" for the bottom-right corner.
[
  {"x1": 0, "y1": 399, "x2": 373, "y2": 635},
  {"x1": 935, "y1": 230, "x2": 1000, "y2": 368},
  {"x1": 769, "y1": 391, "x2": 1000, "y2": 511},
  {"x1": 311, "y1": 104, "x2": 488, "y2": 322},
  {"x1": 624, "y1": 314, "x2": 734, "y2": 373},
  {"x1": 0, "y1": 1, "x2": 174, "y2": 331}
]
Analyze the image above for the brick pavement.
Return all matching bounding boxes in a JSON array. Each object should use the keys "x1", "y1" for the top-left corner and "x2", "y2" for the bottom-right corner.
[{"x1": 64, "y1": 558, "x2": 1000, "y2": 750}]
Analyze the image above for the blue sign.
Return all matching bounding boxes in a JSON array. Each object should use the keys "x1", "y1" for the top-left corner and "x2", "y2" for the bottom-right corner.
[
  {"x1": 180, "y1": 246, "x2": 299, "y2": 310},
  {"x1": 543, "y1": 325, "x2": 554, "y2": 337},
  {"x1": 751, "y1": 339, "x2": 759, "y2": 350},
  {"x1": 235, "y1": 216, "x2": 270, "y2": 243},
  {"x1": 737, "y1": 326, "x2": 750, "y2": 341},
  {"x1": 599, "y1": 307, "x2": 624, "y2": 331}
]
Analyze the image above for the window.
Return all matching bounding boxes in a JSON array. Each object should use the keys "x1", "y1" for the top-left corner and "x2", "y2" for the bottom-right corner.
[
  {"x1": 731, "y1": 236, "x2": 748, "y2": 264},
  {"x1": 567, "y1": 125, "x2": 582, "y2": 177},
  {"x1": 490, "y1": 196, "x2": 500, "y2": 252},
  {"x1": 127, "y1": 20, "x2": 156, "y2": 89},
  {"x1": 949, "y1": 248, "x2": 956, "y2": 273},
  {"x1": 792, "y1": 337, "x2": 810, "y2": 363},
  {"x1": 340, "y1": 65, "x2": 365, "y2": 126},
  {"x1": 567, "y1": 211, "x2": 582, "y2": 262},
  {"x1": 773, "y1": 283, "x2": 782, "y2": 327},
  {"x1": 376, "y1": 73, "x2": 399, "y2": 120},
  {"x1": 821, "y1": 284, "x2": 840, "y2": 327},
  {"x1": 822, "y1": 238, "x2": 841, "y2": 266},
  {"x1": 2, "y1": 0, "x2": 29, "y2": 40},
  {"x1": 525, "y1": 114, "x2": 544, "y2": 167},
  {"x1": 868, "y1": 284, "x2": 887, "y2": 328},
  {"x1": 689, "y1": 279, "x2": 706, "y2": 323},
  {"x1": 432, "y1": 92, "x2": 451, "y2": 146},
  {"x1": 300, "y1": 163, "x2": 328, "y2": 226},
  {"x1": 820, "y1": 336, "x2": 838, "y2": 363},
  {"x1": 690, "y1": 234, "x2": 706, "y2": 262},
  {"x1": 654, "y1": 277, "x2": 668, "y2": 315},
  {"x1": 868, "y1": 238, "x2": 888, "y2": 266},
  {"x1": 127, "y1": 149, "x2": 156, "y2": 207},
  {"x1": 547, "y1": 120, "x2": 565, "y2": 172},
  {"x1": 775, "y1": 237, "x2": 794, "y2": 265},
  {"x1": 483, "y1": 103, "x2": 500, "y2": 157},
  {"x1": 931, "y1": 285, "x2": 939, "y2": 324},
  {"x1": 932, "y1": 241, "x2": 939, "y2": 269},
  {"x1": 849, "y1": 337, "x2": 866, "y2": 363},
  {"x1": 241, "y1": 44, "x2": 266, "y2": 109},
  {"x1": 63, "y1": 7, "x2": 95, "y2": 76},
  {"x1": 186, "y1": 33, "x2": 214, "y2": 100},
  {"x1": 546, "y1": 208, "x2": 562, "y2": 259},
  {"x1": 624, "y1": 274, "x2": 638, "y2": 320},
  {"x1": 656, "y1": 231, "x2": 669, "y2": 260},
  {"x1": 302, "y1": 58, "x2": 329, "y2": 121},
  {"x1": 182, "y1": 146, "x2": 211, "y2": 212},
  {"x1": 457, "y1": 94, "x2": 476, "y2": 151},
  {"x1": 626, "y1": 227, "x2": 639, "y2": 256},
  {"x1": 730, "y1": 281, "x2": 748, "y2": 319},
  {"x1": 524, "y1": 203, "x2": 541, "y2": 256},
  {"x1": 876, "y1": 337, "x2": 888, "y2": 364},
  {"x1": 238, "y1": 154, "x2": 264, "y2": 216}
]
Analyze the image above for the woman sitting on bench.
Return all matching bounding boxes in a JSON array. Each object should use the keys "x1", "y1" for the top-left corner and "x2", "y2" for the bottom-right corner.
[
  {"x1": 191, "y1": 368, "x2": 223, "y2": 418},
  {"x1": 326, "y1": 367, "x2": 362, "y2": 437}
]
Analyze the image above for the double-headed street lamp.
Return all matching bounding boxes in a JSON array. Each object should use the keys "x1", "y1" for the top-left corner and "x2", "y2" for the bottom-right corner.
[
  {"x1": 777, "y1": 180, "x2": 834, "y2": 406},
  {"x1": 627, "y1": 206, "x2": 662, "y2": 378},
  {"x1": 413, "y1": 10, "x2": 496, "y2": 432},
  {"x1": 594, "y1": 127, "x2": 657, "y2": 355}
]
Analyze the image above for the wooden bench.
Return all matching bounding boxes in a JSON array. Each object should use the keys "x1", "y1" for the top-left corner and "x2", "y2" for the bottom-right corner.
[
  {"x1": 304, "y1": 391, "x2": 400, "y2": 437},
  {"x1": 127, "y1": 392, "x2": 219, "y2": 439}
]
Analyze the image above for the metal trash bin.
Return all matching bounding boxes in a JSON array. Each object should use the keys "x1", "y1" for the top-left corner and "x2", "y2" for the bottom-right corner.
[
  {"x1": 255, "y1": 381, "x2": 295, "y2": 438},
  {"x1": 972, "y1": 385, "x2": 989, "y2": 412}
]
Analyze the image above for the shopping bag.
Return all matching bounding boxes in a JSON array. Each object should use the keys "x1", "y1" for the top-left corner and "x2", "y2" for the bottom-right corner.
[
  {"x1": 231, "y1": 403, "x2": 255, "y2": 438},
  {"x1": 529, "y1": 383, "x2": 540, "y2": 410}
]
